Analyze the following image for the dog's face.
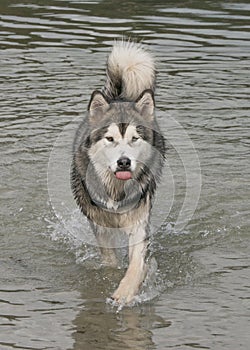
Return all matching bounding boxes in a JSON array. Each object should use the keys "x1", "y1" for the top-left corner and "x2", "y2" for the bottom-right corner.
[
  {"x1": 88, "y1": 122, "x2": 153, "y2": 180},
  {"x1": 86, "y1": 90, "x2": 156, "y2": 181}
]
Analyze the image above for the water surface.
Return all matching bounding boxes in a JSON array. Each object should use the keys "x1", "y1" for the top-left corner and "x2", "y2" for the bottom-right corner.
[{"x1": 0, "y1": 0, "x2": 249, "y2": 349}]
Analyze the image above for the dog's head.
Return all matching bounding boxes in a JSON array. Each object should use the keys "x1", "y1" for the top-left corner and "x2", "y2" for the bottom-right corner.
[{"x1": 86, "y1": 90, "x2": 164, "y2": 182}]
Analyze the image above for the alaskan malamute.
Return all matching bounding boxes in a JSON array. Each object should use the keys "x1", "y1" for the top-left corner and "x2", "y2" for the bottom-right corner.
[{"x1": 71, "y1": 41, "x2": 165, "y2": 304}]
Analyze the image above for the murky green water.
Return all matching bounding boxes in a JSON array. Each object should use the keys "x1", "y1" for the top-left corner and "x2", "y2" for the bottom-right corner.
[{"x1": 1, "y1": 0, "x2": 249, "y2": 349}]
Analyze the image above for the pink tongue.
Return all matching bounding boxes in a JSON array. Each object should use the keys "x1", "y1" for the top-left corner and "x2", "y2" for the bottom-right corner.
[{"x1": 115, "y1": 171, "x2": 132, "y2": 180}]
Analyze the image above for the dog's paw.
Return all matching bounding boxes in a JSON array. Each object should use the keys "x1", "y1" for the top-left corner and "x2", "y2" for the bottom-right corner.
[
  {"x1": 111, "y1": 282, "x2": 139, "y2": 305},
  {"x1": 111, "y1": 292, "x2": 134, "y2": 305}
]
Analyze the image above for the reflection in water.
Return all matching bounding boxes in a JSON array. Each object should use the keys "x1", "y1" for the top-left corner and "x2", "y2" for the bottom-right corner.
[{"x1": 73, "y1": 301, "x2": 171, "y2": 350}]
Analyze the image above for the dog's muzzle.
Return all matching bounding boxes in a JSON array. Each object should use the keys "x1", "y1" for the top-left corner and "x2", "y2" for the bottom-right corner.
[{"x1": 115, "y1": 157, "x2": 132, "y2": 180}]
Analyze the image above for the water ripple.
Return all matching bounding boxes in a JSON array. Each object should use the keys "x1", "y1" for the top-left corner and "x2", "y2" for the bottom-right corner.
[{"x1": 0, "y1": 1, "x2": 250, "y2": 349}]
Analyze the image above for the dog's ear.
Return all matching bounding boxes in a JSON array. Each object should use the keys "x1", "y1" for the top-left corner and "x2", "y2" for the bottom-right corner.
[
  {"x1": 135, "y1": 89, "x2": 155, "y2": 121},
  {"x1": 88, "y1": 90, "x2": 109, "y2": 123}
]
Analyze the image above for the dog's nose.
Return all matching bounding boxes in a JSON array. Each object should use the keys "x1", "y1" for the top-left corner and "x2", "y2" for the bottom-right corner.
[{"x1": 117, "y1": 157, "x2": 131, "y2": 170}]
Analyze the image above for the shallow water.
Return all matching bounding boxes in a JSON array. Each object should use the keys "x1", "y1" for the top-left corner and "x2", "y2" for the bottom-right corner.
[{"x1": 0, "y1": 0, "x2": 250, "y2": 349}]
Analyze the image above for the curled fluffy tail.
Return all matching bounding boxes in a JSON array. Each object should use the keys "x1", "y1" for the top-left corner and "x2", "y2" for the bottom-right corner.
[{"x1": 103, "y1": 41, "x2": 155, "y2": 101}]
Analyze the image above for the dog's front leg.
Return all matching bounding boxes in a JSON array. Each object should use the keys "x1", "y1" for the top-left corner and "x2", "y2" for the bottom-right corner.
[
  {"x1": 112, "y1": 226, "x2": 149, "y2": 304},
  {"x1": 92, "y1": 224, "x2": 118, "y2": 267}
]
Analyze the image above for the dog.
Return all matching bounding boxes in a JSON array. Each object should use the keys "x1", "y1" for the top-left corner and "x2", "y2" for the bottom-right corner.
[{"x1": 71, "y1": 41, "x2": 165, "y2": 304}]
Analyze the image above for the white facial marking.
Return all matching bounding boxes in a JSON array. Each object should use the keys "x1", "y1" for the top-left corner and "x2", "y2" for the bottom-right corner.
[
  {"x1": 88, "y1": 123, "x2": 152, "y2": 175},
  {"x1": 104, "y1": 123, "x2": 122, "y2": 143}
]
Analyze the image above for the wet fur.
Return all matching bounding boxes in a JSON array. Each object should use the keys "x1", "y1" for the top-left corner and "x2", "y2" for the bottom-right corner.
[{"x1": 71, "y1": 41, "x2": 165, "y2": 304}]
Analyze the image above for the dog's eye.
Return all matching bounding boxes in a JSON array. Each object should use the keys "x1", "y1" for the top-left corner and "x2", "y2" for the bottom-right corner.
[
  {"x1": 132, "y1": 136, "x2": 139, "y2": 142},
  {"x1": 106, "y1": 136, "x2": 114, "y2": 142}
]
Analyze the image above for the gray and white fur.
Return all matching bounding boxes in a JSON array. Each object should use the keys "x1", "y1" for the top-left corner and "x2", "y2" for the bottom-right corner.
[{"x1": 71, "y1": 41, "x2": 165, "y2": 304}]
